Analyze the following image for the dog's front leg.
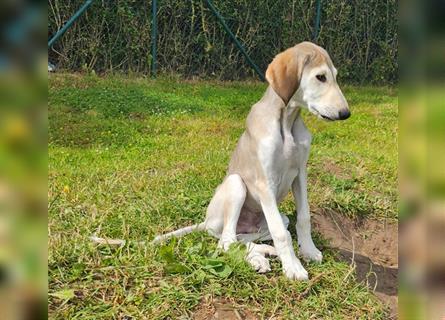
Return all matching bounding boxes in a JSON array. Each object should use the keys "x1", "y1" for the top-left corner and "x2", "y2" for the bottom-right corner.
[
  {"x1": 259, "y1": 192, "x2": 308, "y2": 280},
  {"x1": 292, "y1": 168, "x2": 323, "y2": 263}
]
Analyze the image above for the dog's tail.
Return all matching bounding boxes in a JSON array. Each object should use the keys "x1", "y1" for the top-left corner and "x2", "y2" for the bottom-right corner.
[
  {"x1": 151, "y1": 222, "x2": 206, "y2": 244},
  {"x1": 90, "y1": 222, "x2": 206, "y2": 246}
]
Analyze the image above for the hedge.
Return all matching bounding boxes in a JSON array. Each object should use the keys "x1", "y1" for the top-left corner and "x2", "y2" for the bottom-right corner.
[{"x1": 48, "y1": 0, "x2": 397, "y2": 84}]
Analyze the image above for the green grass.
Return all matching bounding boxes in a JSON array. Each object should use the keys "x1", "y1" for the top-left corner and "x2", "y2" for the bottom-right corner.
[{"x1": 48, "y1": 73, "x2": 397, "y2": 318}]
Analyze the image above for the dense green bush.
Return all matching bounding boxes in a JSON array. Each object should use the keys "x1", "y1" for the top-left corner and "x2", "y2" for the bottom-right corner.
[{"x1": 48, "y1": 0, "x2": 397, "y2": 84}]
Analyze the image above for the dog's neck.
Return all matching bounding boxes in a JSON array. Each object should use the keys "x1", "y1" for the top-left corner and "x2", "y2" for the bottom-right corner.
[
  {"x1": 281, "y1": 103, "x2": 301, "y2": 158},
  {"x1": 281, "y1": 103, "x2": 301, "y2": 133},
  {"x1": 263, "y1": 86, "x2": 305, "y2": 158},
  {"x1": 261, "y1": 86, "x2": 307, "y2": 138}
]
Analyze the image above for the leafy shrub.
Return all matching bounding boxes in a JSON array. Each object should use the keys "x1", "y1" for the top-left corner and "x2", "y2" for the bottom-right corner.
[{"x1": 48, "y1": 0, "x2": 397, "y2": 84}]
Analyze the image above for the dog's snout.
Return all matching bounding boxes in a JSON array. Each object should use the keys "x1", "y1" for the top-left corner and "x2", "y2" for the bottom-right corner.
[{"x1": 338, "y1": 109, "x2": 350, "y2": 120}]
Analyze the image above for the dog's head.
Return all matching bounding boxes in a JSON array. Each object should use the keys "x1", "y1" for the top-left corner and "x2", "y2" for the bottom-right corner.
[{"x1": 265, "y1": 42, "x2": 350, "y2": 121}]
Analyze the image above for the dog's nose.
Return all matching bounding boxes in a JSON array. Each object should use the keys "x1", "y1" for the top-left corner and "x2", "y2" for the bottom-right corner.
[{"x1": 338, "y1": 109, "x2": 351, "y2": 120}]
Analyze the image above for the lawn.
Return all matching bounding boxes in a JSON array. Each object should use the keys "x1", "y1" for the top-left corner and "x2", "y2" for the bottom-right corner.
[{"x1": 48, "y1": 73, "x2": 397, "y2": 319}]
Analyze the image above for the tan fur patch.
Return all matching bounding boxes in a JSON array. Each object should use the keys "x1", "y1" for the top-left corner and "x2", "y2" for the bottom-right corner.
[{"x1": 265, "y1": 48, "x2": 301, "y2": 105}]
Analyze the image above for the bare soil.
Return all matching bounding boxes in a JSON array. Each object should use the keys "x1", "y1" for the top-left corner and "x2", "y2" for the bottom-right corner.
[
  {"x1": 193, "y1": 297, "x2": 257, "y2": 320},
  {"x1": 312, "y1": 209, "x2": 398, "y2": 319}
]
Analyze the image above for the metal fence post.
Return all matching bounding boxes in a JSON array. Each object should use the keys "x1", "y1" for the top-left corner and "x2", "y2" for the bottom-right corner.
[
  {"x1": 151, "y1": 0, "x2": 158, "y2": 78},
  {"x1": 48, "y1": 0, "x2": 95, "y2": 48},
  {"x1": 204, "y1": 0, "x2": 265, "y2": 81},
  {"x1": 313, "y1": 0, "x2": 322, "y2": 41}
]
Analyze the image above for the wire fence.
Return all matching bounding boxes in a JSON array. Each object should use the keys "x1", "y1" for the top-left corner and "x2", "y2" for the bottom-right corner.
[{"x1": 48, "y1": 0, "x2": 397, "y2": 84}]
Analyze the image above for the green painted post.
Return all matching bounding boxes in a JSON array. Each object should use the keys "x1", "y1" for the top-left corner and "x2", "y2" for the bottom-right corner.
[
  {"x1": 313, "y1": 0, "x2": 322, "y2": 41},
  {"x1": 151, "y1": 0, "x2": 158, "y2": 78},
  {"x1": 48, "y1": 0, "x2": 95, "y2": 48},
  {"x1": 204, "y1": 0, "x2": 265, "y2": 81}
]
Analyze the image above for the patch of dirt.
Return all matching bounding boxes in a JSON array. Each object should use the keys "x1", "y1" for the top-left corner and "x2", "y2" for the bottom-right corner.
[
  {"x1": 312, "y1": 209, "x2": 398, "y2": 319},
  {"x1": 193, "y1": 298, "x2": 257, "y2": 320},
  {"x1": 323, "y1": 160, "x2": 351, "y2": 179}
]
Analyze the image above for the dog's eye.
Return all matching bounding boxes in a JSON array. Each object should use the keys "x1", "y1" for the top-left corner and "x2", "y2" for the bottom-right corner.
[{"x1": 316, "y1": 74, "x2": 326, "y2": 82}]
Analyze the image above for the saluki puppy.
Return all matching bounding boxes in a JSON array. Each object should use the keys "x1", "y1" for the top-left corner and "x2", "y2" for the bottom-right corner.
[{"x1": 153, "y1": 42, "x2": 350, "y2": 280}]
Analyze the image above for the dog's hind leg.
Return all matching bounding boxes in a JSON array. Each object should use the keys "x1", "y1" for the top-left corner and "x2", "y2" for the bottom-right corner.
[
  {"x1": 205, "y1": 174, "x2": 246, "y2": 251},
  {"x1": 245, "y1": 242, "x2": 277, "y2": 273},
  {"x1": 238, "y1": 214, "x2": 289, "y2": 273}
]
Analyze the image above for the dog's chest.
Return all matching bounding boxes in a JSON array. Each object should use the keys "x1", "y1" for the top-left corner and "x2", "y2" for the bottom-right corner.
[
  {"x1": 274, "y1": 138, "x2": 307, "y2": 201},
  {"x1": 266, "y1": 136, "x2": 308, "y2": 202},
  {"x1": 253, "y1": 113, "x2": 311, "y2": 204}
]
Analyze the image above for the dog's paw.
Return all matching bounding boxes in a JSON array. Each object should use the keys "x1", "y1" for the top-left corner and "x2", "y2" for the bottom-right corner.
[
  {"x1": 246, "y1": 253, "x2": 271, "y2": 273},
  {"x1": 299, "y1": 242, "x2": 323, "y2": 263},
  {"x1": 217, "y1": 235, "x2": 237, "y2": 251},
  {"x1": 283, "y1": 260, "x2": 309, "y2": 280}
]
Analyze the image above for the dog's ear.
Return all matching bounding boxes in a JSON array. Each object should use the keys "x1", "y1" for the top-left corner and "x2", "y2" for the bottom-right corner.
[{"x1": 265, "y1": 46, "x2": 310, "y2": 105}]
